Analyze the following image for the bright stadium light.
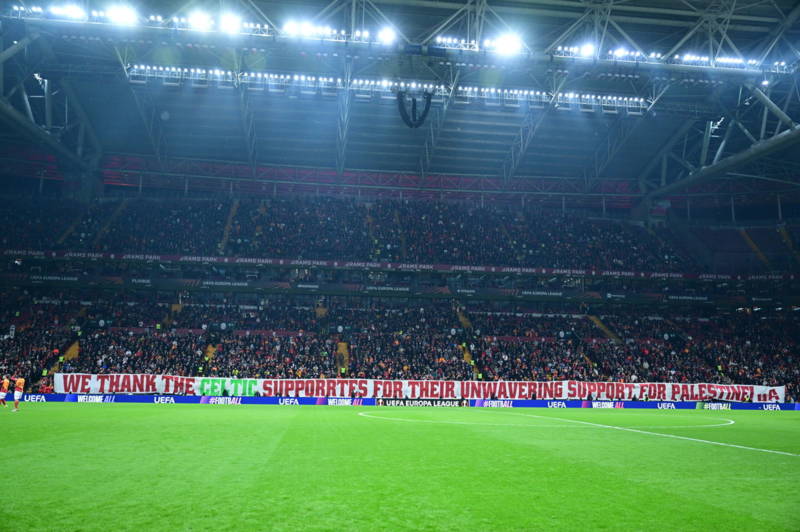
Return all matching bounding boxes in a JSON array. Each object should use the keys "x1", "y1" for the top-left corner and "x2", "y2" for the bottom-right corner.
[
  {"x1": 219, "y1": 13, "x2": 241, "y2": 34},
  {"x1": 106, "y1": 5, "x2": 138, "y2": 26},
  {"x1": 49, "y1": 4, "x2": 86, "y2": 19},
  {"x1": 378, "y1": 27, "x2": 396, "y2": 45},
  {"x1": 579, "y1": 43, "x2": 595, "y2": 58},
  {"x1": 300, "y1": 21, "x2": 315, "y2": 37},
  {"x1": 188, "y1": 11, "x2": 212, "y2": 31},
  {"x1": 493, "y1": 33, "x2": 522, "y2": 56},
  {"x1": 284, "y1": 20, "x2": 299, "y2": 35}
]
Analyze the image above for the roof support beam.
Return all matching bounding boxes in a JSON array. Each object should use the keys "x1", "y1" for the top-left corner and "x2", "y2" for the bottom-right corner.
[
  {"x1": 368, "y1": 0, "x2": 778, "y2": 32},
  {"x1": 607, "y1": 17, "x2": 646, "y2": 57},
  {"x1": 635, "y1": 119, "x2": 697, "y2": 192},
  {"x1": 0, "y1": 33, "x2": 97, "y2": 171},
  {"x1": 755, "y1": 1, "x2": 800, "y2": 64},
  {"x1": 746, "y1": 83, "x2": 797, "y2": 129},
  {"x1": 644, "y1": 124, "x2": 800, "y2": 200},
  {"x1": 364, "y1": 0, "x2": 412, "y2": 44},
  {"x1": 420, "y1": 69, "x2": 459, "y2": 177},
  {"x1": 0, "y1": 96, "x2": 87, "y2": 169},
  {"x1": 58, "y1": 79, "x2": 103, "y2": 166},
  {"x1": 586, "y1": 83, "x2": 670, "y2": 181},
  {"x1": 663, "y1": 21, "x2": 704, "y2": 59},
  {"x1": 543, "y1": 10, "x2": 591, "y2": 54},
  {"x1": 114, "y1": 45, "x2": 164, "y2": 165},
  {"x1": 312, "y1": 0, "x2": 348, "y2": 23},
  {"x1": 18, "y1": 84, "x2": 34, "y2": 124},
  {"x1": 501, "y1": 74, "x2": 567, "y2": 183},
  {"x1": 415, "y1": 0, "x2": 472, "y2": 44},
  {"x1": 240, "y1": 0, "x2": 281, "y2": 35},
  {"x1": 712, "y1": 119, "x2": 735, "y2": 165},
  {"x1": 239, "y1": 87, "x2": 258, "y2": 173},
  {"x1": 699, "y1": 120, "x2": 712, "y2": 167},
  {"x1": 36, "y1": 37, "x2": 102, "y2": 165},
  {"x1": 0, "y1": 32, "x2": 38, "y2": 66},
  {"x1": 336, "y1": 63, "x2": 353, "y2": 175}
]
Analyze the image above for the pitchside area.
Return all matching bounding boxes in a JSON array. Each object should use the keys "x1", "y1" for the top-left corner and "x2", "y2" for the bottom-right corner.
[{"x1": 3, "y1": 405, "x2": 798, "y2": 530}]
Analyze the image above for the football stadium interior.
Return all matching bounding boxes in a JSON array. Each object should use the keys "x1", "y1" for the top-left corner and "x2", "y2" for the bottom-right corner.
[{"x1": 1, "y1": 0, "x2": 799, "y2": 529}]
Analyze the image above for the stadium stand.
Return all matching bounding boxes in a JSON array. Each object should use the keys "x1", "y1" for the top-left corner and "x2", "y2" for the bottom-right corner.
[
  {"x1": 0, "y1": 195, "x2": 798, "y2": 402},
  {"x1": 0, "y1": 197, "x2": 715, "y2": 271},
  {"x1": 1, "y1": 288, "x2": 796, "y2": 401}
]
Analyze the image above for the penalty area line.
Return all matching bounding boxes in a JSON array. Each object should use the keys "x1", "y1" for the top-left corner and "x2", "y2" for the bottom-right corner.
[{"x1": 514, "y1": 413, "x2": 799, "y2": 458}]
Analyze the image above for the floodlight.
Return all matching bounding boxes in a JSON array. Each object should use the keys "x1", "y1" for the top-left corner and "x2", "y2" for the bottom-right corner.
[
  {"x1": 300, "y1": 21, "x2": 314, "y2": 37},
  {"x1": 579, "y1": 43, "x2": 595, "y2": 58},
  {"x1": 219, "y1": 13, "x2": 241, "y2": 34},
  {"x1": 284, "y1": 21, "x2": 299, "y2": 35},
  {"x1": 493, "y1": 33, "x2": 522, "y2": 56},
  {"x1": 49, "y1": 4, "x2": 86, "y2": 19},
  {"x1": 188, "y1": 11, "x2": 212, "y2": 31},
  {"x1": 378, "y1": 27, "x2": 396, "y2": 45},
  {"x1": 106, "y1": 5, "x2": 138, "y2": 26}
]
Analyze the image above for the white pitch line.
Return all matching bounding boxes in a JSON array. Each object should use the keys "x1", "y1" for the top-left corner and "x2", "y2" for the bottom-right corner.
[
  {"x1": 357, "y1": 411, "x2": 575, "y2": 428},
  {"x1": 511, "y1": 412, "x2": 799, "y2": 458},
  {"x1": 357, "y1": 411, "x2": 736, "y2": 429}
]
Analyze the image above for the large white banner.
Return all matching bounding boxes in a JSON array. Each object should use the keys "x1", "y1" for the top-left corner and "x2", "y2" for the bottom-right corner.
[{"x1": 54, "y1": 374, "x2": 786, "y2": 402}]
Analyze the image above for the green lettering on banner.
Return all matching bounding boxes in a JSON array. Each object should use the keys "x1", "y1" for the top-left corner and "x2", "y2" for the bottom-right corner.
[
  {"x1": 226, "y1": 379, "x2": 257, "y2": 396},
  {"x1": 198, "y1": 378, "x2": 212, "y2": 396}
]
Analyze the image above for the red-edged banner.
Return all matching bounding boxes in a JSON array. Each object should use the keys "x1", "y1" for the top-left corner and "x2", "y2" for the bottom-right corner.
[{"x1": 54, "y1": 374, "x2": 786, "y2": 403}]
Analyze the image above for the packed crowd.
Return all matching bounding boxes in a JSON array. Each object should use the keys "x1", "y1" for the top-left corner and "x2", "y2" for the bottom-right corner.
[
  {"x1": 465, "y1": 311, "x2": 599, "y2": 339},
  {"x1": 2, "y1": 291, "x2": 796, "y2": 401},
  {"x1": 0, "y1": 292, "x2": 81, "y2": 388},
  {"x1": 0, "y1": 199, "x2": 78, "y2": 250},
  {"x1": 0, "y1": 197, "x2": 703, "y2": 272}
]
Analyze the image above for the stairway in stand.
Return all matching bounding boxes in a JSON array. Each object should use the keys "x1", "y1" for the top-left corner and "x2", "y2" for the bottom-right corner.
[
  {"x1": 778, "y1": 226, "x2": 800, "y2": 266},
  {"x1": 365, "y1": 209, "x2": 379, "y2": 260},
  {"x1": 588, "y1": 315, "x2": 621, "y2": 343},
  {"x1": 739, "y1": 228, "x2": 771, "y2": 269},
  {"x1": 394, "y1": 209, "x2": 408, "y2": 260},
  {"x1": 49, "y1": 340, "x2": 80, "y2": 374},
  {"x1": 456, "y1": 307, "x2": 472, "y2": 329},
  {"x1": 92, "y1": 199, "x2": 129, "y2": 248},
  {"x1": 454, "y1": 305, "x2": 478, "y2": 377},
  {"x1": 56, "y1": 210, "x2": 87, "y2": 245},
  {"x1": 218, "y1": 199, "x2": 240, "y2": 254},
  {"x1": 336, "y1": 341, "x2": 350, "y2": 377}
]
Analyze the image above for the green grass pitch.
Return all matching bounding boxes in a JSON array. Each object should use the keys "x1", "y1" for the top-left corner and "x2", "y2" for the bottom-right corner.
[{"x1": 3, "y1": 404, "x2": 798, "y2": 531}]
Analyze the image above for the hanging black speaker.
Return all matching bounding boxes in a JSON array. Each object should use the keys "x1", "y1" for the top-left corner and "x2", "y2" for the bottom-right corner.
[{"x1": 396, "y1": 91, "x2": 433, "y2": 128}]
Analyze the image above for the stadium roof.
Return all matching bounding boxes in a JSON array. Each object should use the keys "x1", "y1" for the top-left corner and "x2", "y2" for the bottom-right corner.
[{"x1": 1, "y1": 0, "x2": 800, "y2": 207}]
